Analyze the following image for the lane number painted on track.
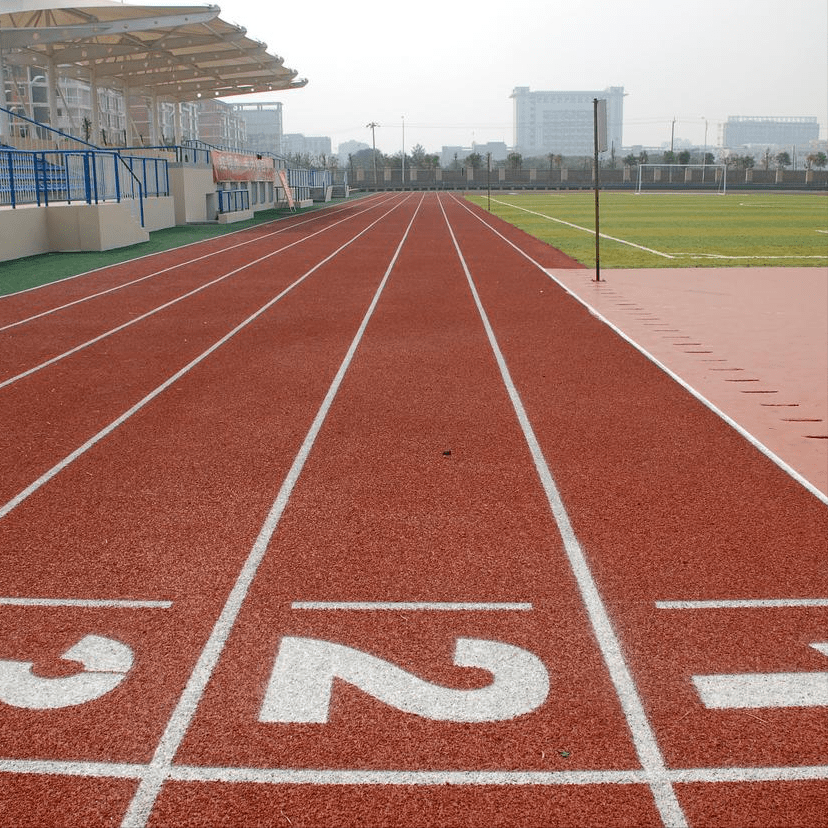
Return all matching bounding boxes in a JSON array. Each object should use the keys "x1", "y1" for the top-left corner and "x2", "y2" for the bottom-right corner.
[
  {"x1": 0, "y1": 635, "x2": 133, "y2": 710},
  {"x1": 260, "y1": 637, "x2": 550, "y2": 723},
  {"x1": 693, "y1": 642, "x2": 828, "y2": 709}
]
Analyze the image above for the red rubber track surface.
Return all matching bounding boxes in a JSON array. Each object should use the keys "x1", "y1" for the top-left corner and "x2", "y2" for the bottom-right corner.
[{"x1": 0, "y1": 193, "x2": 825, "y2": 828}]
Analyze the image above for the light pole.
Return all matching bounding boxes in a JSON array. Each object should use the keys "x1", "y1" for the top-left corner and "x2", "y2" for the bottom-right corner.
[
  {"x1": 702, "y1": 117, "x2": 708, "y2": 181},
  {"x1": 366, "y1": 121, "x2": 379, "y2": 188},
  {"x1": 401, "y1": 115, "x2": 405, "y2": 188}
]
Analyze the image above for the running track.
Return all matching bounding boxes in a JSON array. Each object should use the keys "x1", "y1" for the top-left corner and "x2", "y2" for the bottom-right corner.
[{"x1": 0, "y1": 192, "x2": 825, "y2": 828}]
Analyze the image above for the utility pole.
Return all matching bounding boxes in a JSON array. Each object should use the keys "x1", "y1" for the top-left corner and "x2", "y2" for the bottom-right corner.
[{"x1": 366, "y1": 121, "x2": 379, "y2": 188}]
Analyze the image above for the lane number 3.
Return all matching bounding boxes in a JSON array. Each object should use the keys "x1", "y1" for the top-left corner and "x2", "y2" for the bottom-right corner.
[{"x1": 260, "y1": 637, "x2": 550, "y2": 723}]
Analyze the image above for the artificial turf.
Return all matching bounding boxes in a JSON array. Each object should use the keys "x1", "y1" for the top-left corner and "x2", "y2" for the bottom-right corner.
[{"x1": 464, "y1": 192, "x2": 828, "y2": 268}]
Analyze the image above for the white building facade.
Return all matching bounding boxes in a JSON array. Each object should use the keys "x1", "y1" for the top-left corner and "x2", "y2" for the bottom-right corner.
[{"x1": 511, "y1": 86, "x2": 624, "y2": 157}]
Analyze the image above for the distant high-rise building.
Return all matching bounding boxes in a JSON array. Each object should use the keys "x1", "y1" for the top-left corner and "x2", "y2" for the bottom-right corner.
[
  {"x1": 723, "y1": 116, "x2": 819, "y2": 148},
  {"x1": 511, "y1": 86, "x2": 624, "y2": 157},
  {"x1": 233, "y1": 101, "x2": 284, "y2": 155},
  {"x1": 196, "y1": 99, "x2": 246, "y2": 149},
  {"x1": 282, "y1": 133, "x2": 332, "y2": 161}
]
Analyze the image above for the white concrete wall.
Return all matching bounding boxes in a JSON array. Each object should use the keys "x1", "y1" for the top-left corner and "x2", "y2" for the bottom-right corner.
[
  {"x1": 169, "y1": 164, "x2": 215, "y2": 224},
  {"x1": 0, "y1": 207, "x2": 49, "y2": 262}
]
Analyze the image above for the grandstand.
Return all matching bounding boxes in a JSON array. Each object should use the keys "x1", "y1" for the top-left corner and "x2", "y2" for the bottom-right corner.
[{"x1": 0, "y1": 0, "x2": 337, "y2": 262}]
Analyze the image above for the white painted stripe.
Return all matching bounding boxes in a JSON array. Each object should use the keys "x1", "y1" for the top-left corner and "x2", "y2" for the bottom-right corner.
[
  {"x1": 0, "y1": 199, "x2": 394, "y2": 389},
  {"x1": 0, "y1": 193, "x2": 389, "y2": 304},
  {"x1": 693, "y1": 669, "x2": 828, "y2": 709},
  {"x1": 656, "y1": 598, "x2": 828, "y2": 610},
  {"x1": 668, "y1": 765, "x2": 828, "y2": 783},
  {"x1": 0, "y1": 197, "x2": 411, "y2": 523},
  {"x1": 0, "y1": 759, "x2": 146, "y2": 778},
  {"x1": 487, "y1": 196, "x2": 675, "y2": 258},
  {"x1": 440, "y1": 195, "x2": 688, "y2": 828},
  {"x1": 291, "y1": 601, "x2": 533, "y2": 611},
  {"x1": 0, "y1": 597, "x2": 172, "y2": 609},
  {"x1": 451, "y1": 197, "x2": 828, "y2": 506},
  {"x1": 1, "y1": 757, "x2": 827, "y2": 787},
  {"x1": 121, "y1": 194, "x2": 424, "y2": 828},
  {"x1": 170, "y1": 766, "x2": 648, "y2": 786}
]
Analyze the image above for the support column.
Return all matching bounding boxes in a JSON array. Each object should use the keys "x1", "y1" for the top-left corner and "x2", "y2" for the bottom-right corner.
[
  {"x1": 89, "y1": 68, "x2": 101, "y2": 145},
  {"x1": 123, "y1": 84, "x2": 135, "y2": 146},
  {"x1": 0, "y1": 50, "x2": 8, "y2": 138},
  {"x1": 46, "y1": 58, "x2": 59, "y2": 133},
  {"x1": 173, "y1": 101, "x2": 183, "y2": 145},
  {"x1": 150, "y1": 93, "x2": 159, "y2": 145}
]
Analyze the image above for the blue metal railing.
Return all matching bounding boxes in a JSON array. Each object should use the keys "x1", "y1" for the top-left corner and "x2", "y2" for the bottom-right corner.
[
  {"x1": 218, "y1": 189, "x2": 250, "y2": 213},
  {"x1": 0, "y1": 148, "x2": 169, "y2": 225}
]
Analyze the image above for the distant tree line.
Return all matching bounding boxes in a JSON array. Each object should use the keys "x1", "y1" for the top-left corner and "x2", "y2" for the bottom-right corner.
[{"x1": 295, "y1": 144, "x2": 828, "y2": 175}]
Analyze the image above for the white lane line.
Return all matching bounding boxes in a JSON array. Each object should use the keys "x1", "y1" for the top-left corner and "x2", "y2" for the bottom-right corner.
[
  {"x1": 1, "y1": 758, "x2": 827, "y2": 786},
  {"x1": 656, "y1": 598, "x2": 828, "y2": 610},
  {"x1": 487, "y1": 196, "x2": 675, "y2": 258},
  {"x1": 291, "y1": 601, "x2": 533, "y2": 611},
  {"x1": 440, "y1": 195, "x2": 688, "y2": 828},
  {"x1": 452, "y1": 197, "x2": 828, "y2": 507},
  {"x1": 0, "y1": 199, "x2": 386, "y2": 332},
  {"x1": 0, "y1": 193, "x2": 390, "y2": 305},
  {"x1": 0, "y1": 759, "x2": 147, "y2": 778},
  {"x1": 0, "y1": 198, "x2": 394, "y2": 389},
  {"x1": 0, "y1": 197, "x2": 412, "y2": 523},
  {"x1": 0, "y1": 597, "x2": 172, "y2": 609},
  {"x1": 171, "y1": 766, "x2": 647, "y2": 786},
  {"x1": 120, "y1": 195, "x2": 425, "y2": 828}
]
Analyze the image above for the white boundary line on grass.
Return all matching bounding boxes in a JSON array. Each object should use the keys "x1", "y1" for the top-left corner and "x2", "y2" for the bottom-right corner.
[
  {"x1": 452, "y1": 197, "x2": 828, "y2": 507},
  {"x1": 487, "y1": 196, "x2": 827, "y2": 261},
  {"x1": 439, "y1": 195, "x2": 688, "y2": 828},
  {"x1": 0, "y1": 196, "x2": 413, "y2": 522},
  {"x1": 120, "y1": 194, "x2": 425, "y2": 828},
  {"x1": 487, "y1": 195, "x2": 676, "y2": 258}
]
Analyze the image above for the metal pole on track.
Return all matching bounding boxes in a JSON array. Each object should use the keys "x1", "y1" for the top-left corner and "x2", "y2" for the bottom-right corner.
[{"x1": 593, "y1": 98, "x2": 601, "y2": 282}]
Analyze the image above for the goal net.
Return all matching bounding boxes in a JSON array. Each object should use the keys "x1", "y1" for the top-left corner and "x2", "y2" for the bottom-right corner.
[{"x1": 635, "y1": 164, "x2": 727, "y2": 194}]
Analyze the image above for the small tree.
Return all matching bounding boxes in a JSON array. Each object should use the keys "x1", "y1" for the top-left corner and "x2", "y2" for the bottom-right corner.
[
  {"x1": 806, "y1": 151, "x2": 827, "y2": 170},
  {"x1": 409, "y1": 143, "x2": 427, "y2": 167},
  {"x1": 775, "y1": 151, "x2": 791, "y2": 169},
  {"x1": 662, "y1": 150, "x2": 676, "y2": 164},
  {"x1": 466, "y1": 152, "x2": 483, "y2": 170},
  {"x1": 638, "y1": 150, "x2": 649, "y2": 164},
  {"x1": 507, "y1": 151, "x2": 523, "y2": 170},
  {"x1": 677, "y1": 149, "x2": 691, "y2": 165}
]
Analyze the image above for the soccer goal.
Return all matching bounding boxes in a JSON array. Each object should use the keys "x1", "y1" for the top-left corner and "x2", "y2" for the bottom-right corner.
[{"x1": 635, "y1": 164, "x2": 727, "y2": 194}]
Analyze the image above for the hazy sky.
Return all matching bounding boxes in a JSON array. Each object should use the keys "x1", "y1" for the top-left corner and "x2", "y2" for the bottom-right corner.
[{"x1": 183, "y1": 0, "x2": 826, "y2": 154}]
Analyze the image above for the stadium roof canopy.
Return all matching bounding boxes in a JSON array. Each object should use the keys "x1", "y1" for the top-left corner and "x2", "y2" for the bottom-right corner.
[{"x1": 0, "y1": 0, "x2": 307, "y2": 102}]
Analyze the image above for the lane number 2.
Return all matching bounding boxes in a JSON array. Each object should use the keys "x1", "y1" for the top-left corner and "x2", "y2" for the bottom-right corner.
[{"x1": 260, "y1": 636, "x2": 550, "y2": 723}]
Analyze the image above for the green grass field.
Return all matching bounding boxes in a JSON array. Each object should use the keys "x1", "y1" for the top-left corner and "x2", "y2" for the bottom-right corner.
[{"x1": 465, "y1": 192, "x2": 828, "y2": 268}]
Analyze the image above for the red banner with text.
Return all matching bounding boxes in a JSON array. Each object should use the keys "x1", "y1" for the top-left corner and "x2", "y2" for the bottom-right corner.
[{"x1": 212, "y1": 150, "x2": 275, "y2": 183}]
